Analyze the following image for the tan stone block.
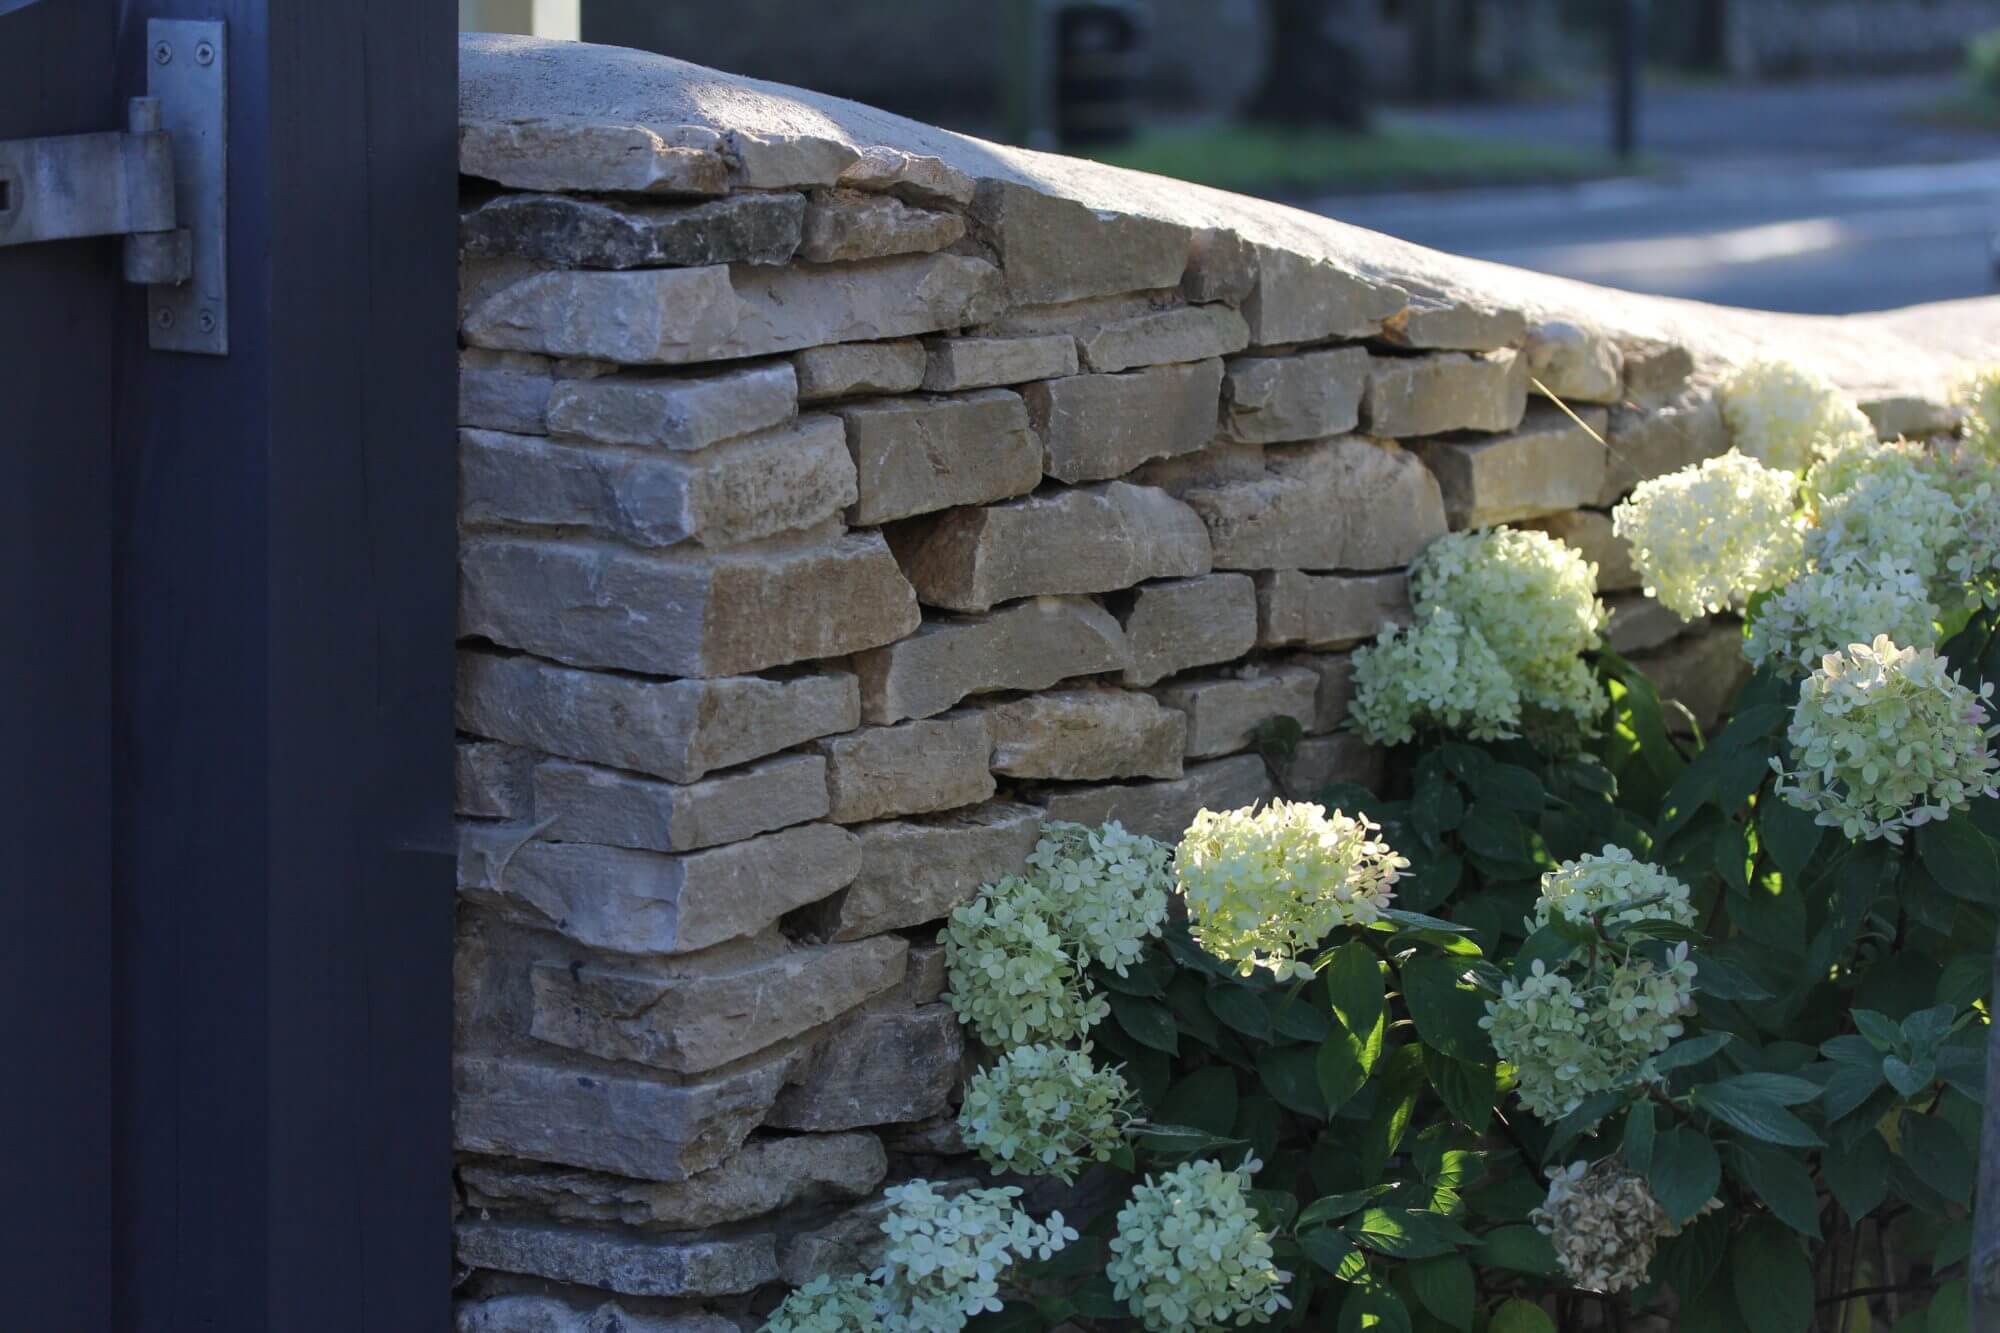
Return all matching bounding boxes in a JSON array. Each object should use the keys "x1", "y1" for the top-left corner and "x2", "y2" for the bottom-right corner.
[
  {"x1": 1115, "y1": 573, "x2": 1260, "y2": 687},
  {"x1": 1156, "y1": 665, "x2": 1319, "y2": 758},
  {"x1": 1220, "y1": 347, "x2": 1370, "y2": 443},
  {"x1": 459, "y1": 418, "x2": 855, "y2": 549},
  {"x1": 822, "y1": 802, "x2": 1044, "y2": 939},
  {"x1": 1595, "y1": 389, "x2": 1727, "y2": 505},
  {"x1": 1281, "y1": 733, "x2": 1386, "y2": 796},
  {"x1": 456, "y1": 651, "x2": 858, "y2": 784},
  {"x1": 1128, "y1": 441, "x2": 1268, "y2": 495},
  {"x1": 1074, "y1": 304, "x2": 1251, "y2": 373},
  {"x1": 1021, "y1": 359, "x2": 1225, "y2": 483},
  {"x1": 1521, "y1": 509, "x2": 1640, "y2": 592},
  {"x1": 531, "y1": 753, "x2": 830, "y2": 853},
  {"x1": 544, "y1": 362, "x2": 798, "y2": 450},
  {"x1": 854, "y1": 597, "x2": 1130, "y2": 724},
  {"x1": 818, "y1": 715, "x2": 996, "y2": 823},
  {"x1": 1363, "y1": 350, "x2": 1529, "y2": 437},
  {"x1": 833, "y1": 390, "x2": 1042, "y2": 524},
  {"x1": 1242, "y1": 246, "x2": 1406, "y2": 344},
  {"x1": 1034, "y1": 755, "x2": 1275, "y2": 843},
  {"x1": 1524, "y1": 321, "x2": 1623, "y2": 404},
  {"x1": 971, "y1": 180, "x2": 1192, "y2": 304},
  {"x1": 1257, "y1": 570, "x2": 1412, "y2": 649},
  {"x1": 457, "y1": 740, "x2": 536, "y2": 819},
  {"x1": 800, "y1": 188, "x2": 966, "y2": 263},
  {"x1": 1182, "y1": 227, "x2": 1259, "y2": 305},
  {"x1": 1333, "y1": 439, "x2": 1451, "y2": 570},
  {"x1": 1184, "y1": 438, "x2": 1443, "y2": 573},
  {"x1": 889, "y1": 482, "x2": 1212, "y2": 612},
  {"x1": 527, "y1": 936, "x2": 908, "y2": 1074},
  {"x1": 457, "y1": 822, "x2": 860, "y2": 956},
  {"x1": 1620, "y1": 340, "x2": 1694, "y2": 399},
  {"x1": 460, "y1": 531, "x2": 919, "y2": 678},
  {"x1": 765, "y1": 1004, "x2": 965, "y2": 1131},
  {"x1": 724, "y1": 129, "x2": 861, "y2": 190},
  {"x1": 459, "y1": 120, "x2": 730, "y2": 196},
  {"x1": 454, "y1": 1219, "x2": 773, "y2": 1299},
  {"x1": 837, "y1": 146, "x2": 977, "y2": 207},
  {"x1": 979, "y1": 689, "x2": 1186, "y2": 780},
  {"x1": 793, "y1": 339, "x2": 929, "y2": 402},
  {"x1": 1606, "y1": 593, "x2": 1694, "y2": 655},
  {"x1": 461, "y1": 348, "x2": 555, "y2": 435},
  {"x1": 459, "y1": 191, "x2": 805, "y2": 270},
  {"x1": 1629, "y1": 622, "x2": 1747, "y2": 734},
  {"x1": 922, "y1": 334, "x2": 1079, "y2": 391},
  {"x1": 1380, "y1": 296, "x2": 1526, "y2": 352},
  {"x1": 1418, "y1": 404, "x2": 1609, "y2": 529},
  {"x1": 1289, "y1": 652, "x2": 1358, "y2": 732}
]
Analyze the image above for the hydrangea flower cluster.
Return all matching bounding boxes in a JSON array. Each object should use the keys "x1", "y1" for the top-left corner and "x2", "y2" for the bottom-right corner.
[
  {"x1": 1612, "y1": 451, "x2": 1804, "y2": 618},
  {"x1": 1773, "y1": 634, "x2": 2000, "y2": 842},
  {"x1": 943, "y1": 823, "x2": 1172, "y2": 1050},
  {"x1": 1532, "y1": 846, "x2": 1696, "y2": 933},
  {"x1": 1742, "y1": 557, "x2": 1939, "y2": 678},
  {"x1": 1955, "y1": 364, "x2": 2000, "y2": 453},
  {"x1": 1354, "y1": 527, "x2": 1608, "y2": 746},
  {"x1": 872, "y1": 1181, "x2": 1077, "y2": 1333},
  {"x1": 958, "y1": 1043, "x2": 1135, "y2": 1182},
  {"x1": 1531, "y1": 1159, "x2": 1679, "y2": 1294},
  {"x1": 1106, "y1": 1158, "x2": 1293, "y2": 1332},
  {"x1": 1023, "y1": 821, "x2": 1172, "y2": 975},
  {"x1": 1175, "y1": 801, "x2": 1408, "y2": 981},
  {"x1": 763, "y1": 1274, "x2": 885, "y2": 1333},
  {"x1": 1806, "y1": 455, "x2": 1962, "y2": 588},
  {"x1": 1718, "y1": 359, "x2": 1876, "y2": 474},
  {"x1": 1349, "y1": 607, "x2": 1522, "y2": 745}
]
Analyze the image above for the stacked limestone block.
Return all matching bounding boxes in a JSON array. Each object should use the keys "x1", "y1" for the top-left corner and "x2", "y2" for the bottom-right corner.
[{"x1": 442, "y1": 61, "x2": 1832, "y2": 1333}]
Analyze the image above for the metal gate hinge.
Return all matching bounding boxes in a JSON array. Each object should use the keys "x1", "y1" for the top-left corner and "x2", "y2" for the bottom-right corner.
[{"x1": 0, "y1": 19, "x2": 227, "y2": 354}]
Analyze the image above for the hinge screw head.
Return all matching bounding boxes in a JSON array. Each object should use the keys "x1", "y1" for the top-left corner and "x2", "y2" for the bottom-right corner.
[
  {"x1": 152, "y1": 40, "x2": 173, "y2": 65},
  {"x1": 155, "y1": 307, "x2": 176, "y2": 330},
  {"x1": 197, "y1": 309, "x2": 216, "y2": 334},
  {"x1": 195, "y1": 41, "x2": 215, "y2": 66}
]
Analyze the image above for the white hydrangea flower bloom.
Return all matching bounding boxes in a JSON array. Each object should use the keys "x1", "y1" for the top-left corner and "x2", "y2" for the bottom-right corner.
[
  {"x1": 1175, "y1": 801, "x2": 1408, "y2": 981},
  {"x1": 1533, "y1": 846, "x2": 1696, "y2": 933},
  {"x1": 1532, "y1": 1159, "x2": 1680, "y2": 1294},
  {"x1": 1481, "y1": 945, "x2": 1697, "y2": 1120},
  {"x1": 1922, "y1": 442, "x2": 2000, "y2": 608},
  {"x1": 1801, "y1": 433, "x2": 1925, "y2": 507},
  {"x1": 1744, "y1": 557, "x2": 1939, "y2": 678},
  {"x1": 1106, "y1": 1158, "x2": 1292, "y2": 1332},
  {"x1": 942, "y1": 880, "x2": 1108, "y2": 1049},
  {"x1": 762, "y1": 1274, "x2": 885, "y2": 1333},
  {"x1": 1350, "y1": 606, "x2": 1522, "y2": 746},
  {"x1": 958, "y1": 1044, "x2": 1135, "y2": 1182},
  {"x1": 1719, "y1": 359, "x2": 1876, "y2": 474},
  {"x1": 1954, "y1": 364, "x2": 2000, "y2": 454},
  {"x1": 1516, "y1": 651, "x2": 1614, "y2": 751},
  {"x1": 872, "y1": 1181, "x2": 1077, "y2": 1333},
  {"x1": 1410, "y1": 527, "x2": 1608, "y2": 679},
  {"x1": 1612, "y1": 451, "x2": 1804, "y2": 618},
  {"x1": 1774, "y1": 634, "x2": 2000, "y2": 842},
  {"x1": 1024, "y1": 821, "x2": 1171, "y2": 976},
  {"x1": 1805, "y1": 455, "x2": 1962, "y2": 588}
]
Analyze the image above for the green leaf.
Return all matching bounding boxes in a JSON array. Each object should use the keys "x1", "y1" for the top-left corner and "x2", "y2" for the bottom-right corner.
[
  {"x1": 1399, "y1": 957, "x2": 1494, "y2": 1064},
  {"x1": 1852, "y1": 1008, "x2": 1904, "y2": 1051},
  {"x1": 1359, "y1": 1045, "x2": 1425, "y2": 1183},
  {"x1": 1246, "y1": 1187, "x2": 1299, "y2": 1233},
  {"x1": 1132, "y1": 1123, "x2": 1247, "y2": 1157},
  {"x1": 1318, "y1": 1025, "x2": 1373, "y2": 1115},
  {"x1": 964, "y1": 1302, "x2": 1045, "y2": 1333},
  {"x1": 1690, "y1": 951, "x2": 1774, "y2": 1002},
  {"x1": 1411, "y1": 766, "x2": 1466, "y2": 842},
  {"x1": 1460, "y1": 803, "x2": 1532, "y2": 866},
  {"x1": 1471, "y1": 1224, "x2": 1560, "y2": 1276},
  {"x1": 1206, "y1": 985, "x2": 1273, "y2": 1042},
  {"x1": 1900, "y1": 1112, "x2": 1974, "y2": 1206},
  {"x1": 1650, "y1": 1126, "x2": 1722, "y2": 1224},
  {"x1": 1068, "y1": 1275, "x2": 1124, "y2": 1319},
  {"x1": 1884, "y1": 1055, "x2": 1937, "y2": 1099},
  {"x1": 1487, "y1": 1298, "x2": 1557, "y2": 1333},
  {"x1": 1730, "y1": 1219, "x2": 1812, "y2": 1333},
  {"x1": 1542, "y1": 1091, "x2": 1623, "y2": 1163},
  {"x1": 1821, "y1": 1128, "x2": 1890, "y2": 1220},
  {"x1": 1758, "y1": 796, "x2": 1825, "y2": 884},
  {"x1": 1269, "y1": 988, "x2": 1333, "y2": 1043},
  {"x1": 1235, "y1": 1093, "x2": 1283, "y2": 1166},
  {"x1": 1713, "y1": 822, "x2": 1751, "y2": 893},
  {"x1": 1422, "y1": 1048, "x2": 1498, "y2": 1133},
  {"x1": 1258, "y1": 1044, "x2": 1329, "y2": 1120},
  {"x1": 1654, "y1": 1031, "x2": 1733, "y2": 1074},
  {"x1": 1345, "y1": 1207, "x2": 1466, "y2": 1260},
  {"x1": 1693, "y1": 1083, "x2": 1824, "y2": 1147},
  {"x1": 1405, "y1": 1255, "x2": 1474, "y2": 1331},
  {"x1": 1325, "y1": 941, "x2": 1386, "y2": 1039},
  {"x1": 1623, "y1": 1099, "x2": 1658, "y2": 1173},
  {"x1": 1299, "y1": 1226, "x2": 1360, "y2": 1276},
  {"x1": 1337, "y1": 1285, "x2": 1412, "y2": 1333},
  {"x1": 1704, "y1": 1071, "x2": 1822, "y2": 1106},
  {"x1": 1157, "y1": 1067, "x2": 1238, "y2": 1138},
  {"x1": 1379, "y1": 908, "x2": 1476, "y2": 934},
  {"x1": 1729, "y1": 1141, "x2": 1821, "y2": 1239},
  {"x1": 1653, "y1": 1209, "x2": 1729, "y2": 1300},
  {"x1": 1469, "y1": 762, "x2": 1547, "y2": 815},
  {"x1": 1109, "y1": 993, "x2": 1179, "y2": 1056},
  {"x1": 1919, "y1": 819, "x2": 2000, "y2": 902},
  {"x1": 1298, "y1": 1190, "x2": 1383, "y2": 1230},
  {"x1": 1928, "y1": 1279, "x2": 1972, "y2": 1333}
]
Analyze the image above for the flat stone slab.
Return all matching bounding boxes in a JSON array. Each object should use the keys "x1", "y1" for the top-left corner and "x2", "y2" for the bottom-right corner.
[
  {"x1": 1034, "y1": 754, "x2": 1275, "y2": 844},
  {"x1": 889, "y1": 481, "x2": 1212, "y2": 612},
  {"x1": 1606, "y1": 593, "x2": 1694, "y2": 655},
  {"x1": 1220, "y1": 347, "x2": 1370, "y2": 444},
  {"x1": 455, "y1": 1219, "x2": 774, "y2": 1299},
  {"x1": 461, "y1": 348, "x2": 557, "y2": 435},
  {"x1": 1379, "y1": 296, "x2": 1526, "y2": 352},
  {"x1": 818, "y1": 714, "x2": 996, "y2": 824},
  {"x1": 1524, "y1": 320, "x2": 1623, "y2": 404},
  {"x1": 460, "y1": 531, "x2": 919, "y2": 678},
  {"x1": 457, "y1": 740, "x2": 535, "y2": 820},
  {"x1": 456, "y1": 651, "x2": 858, "y2": 784},
  {"x1": 1521, "y1": 509, "x2": 1639, "y2": 592},
  {"x1": 545, "y1": 362, "x2": 798, "y2": 451},
  {"x1": 1257, "y1": 570, "x2": 1413, "y2": 649},
  {"x1": 1417, "y1": 404, "x2": 1609, "y2": 529},
  {"x1": 1073, "y1": 304, "x2": 1251, "y2": 373},
  {"x1": 1115, "y1": 573, "x2": 1260, "y2": 687},
  {"x1": 971, "y1": 179, "x2": 1191, "y2": 304},
  {"x1": 1363, "y1": 350, "x2": 1528, "y2": 438},
  {"x1": 1021, "y1": 359, "x2": 1225, "y2": 484},
  {"x1": 793, "y1": 339, "x2": 928, "y2": 402},
  {"x1": 1288, "y1": 652, "x2": 1359, "y2": 733},
  {"x1": 765, "y1": 1003, "x2": 965, "y2": 1131},
  {"x1": 832, "y1": 389, "x2": 1042, "y2": 525},
  {"x1": 460, "y1": 119, "x2": 730, "y2": 196},
  {"x1": 459, "y1": 191, "x2": 804, "y2": 269},
  {"x1": 1183, "y1": 438, "x2": 1444, "y2": 573},
  {"x1": 853, "y1": 596, "x2": 1130, "y2": 723},
  {"x1": 922, "y1": 334, "x2": 1078, "y2": 391},
  {"x1": 530, "y1": 753, "x2": 831, "y2": 853},
  {"x1": 456, "y1": 1294, "x2": 734, "y2": 1333},
  {"x1": 1243, "y1": 246, "x2": 1406, "y2": 345},
  {"x1": 1596, "y1": 389, "x2": 1727, "y2": 505},
  {"x1": 821, "y1": 801, "x2": 1044, "y2": 939},
  {"x1": 978, "y1": 688, "x2": 1186, "y2": 780},
  {"x1": 1282, "y1": 733, "x2": 1385, "y2": 796},
  {"x1": 799, "y1": 188, "x2": 965, "y2": 263},
  {"x1": 1156, "y1": 665, "x2": 1320, "y2": 759}
]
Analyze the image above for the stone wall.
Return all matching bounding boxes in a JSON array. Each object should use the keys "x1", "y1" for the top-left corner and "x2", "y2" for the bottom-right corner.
[{"x1": 448, "y1": 36, "x2": 1991, "y2": 1332}]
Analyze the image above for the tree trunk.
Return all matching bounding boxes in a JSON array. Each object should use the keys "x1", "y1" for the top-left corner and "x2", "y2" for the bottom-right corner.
[{"x1": 1246, "y1": 0, "x2": 1370, "y2": 131}]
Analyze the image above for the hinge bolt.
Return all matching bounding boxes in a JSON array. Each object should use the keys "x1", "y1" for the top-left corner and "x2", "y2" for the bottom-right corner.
[
  {"x1": 197, "y1": 309, "x2": 216, "y2": 334},
  {"x1": 155, "y1": 307, "x2": 176, "y2": 330},
  {"x1": 195, "y1": 41, "x2": 216, "y2": 67},
  {"x1": 152, "y1": 40, "x2": 174, "y2": 65}
]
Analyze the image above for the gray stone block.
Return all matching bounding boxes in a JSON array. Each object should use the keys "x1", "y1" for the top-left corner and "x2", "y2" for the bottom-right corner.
[
  {"x1": 1021, "y1": 359, "x2": 1226, "y2": 483},
  {"x1": 853, "y1": 597, "x2": 1130, "y2": 723},
  {"x1": 459, "y1": 191, "x2": 805, "y2": 269}
]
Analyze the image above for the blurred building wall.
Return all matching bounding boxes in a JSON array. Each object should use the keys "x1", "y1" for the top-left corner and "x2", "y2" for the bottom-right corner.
[
  {"x1": 1722, "y1": 0, "x2": 1993, "y2": 76},
  {"x1": 460, "y1": 0, "x2": 581, "y2": 40}
]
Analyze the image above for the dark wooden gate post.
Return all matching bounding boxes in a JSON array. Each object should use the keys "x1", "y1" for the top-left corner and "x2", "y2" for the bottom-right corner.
[{"x1": 1, "y1": 1, "x2": 458, "y2": 1328}]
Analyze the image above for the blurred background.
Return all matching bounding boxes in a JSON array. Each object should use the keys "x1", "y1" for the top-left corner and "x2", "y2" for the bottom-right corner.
[{"x1": 460, "y1": 1, "x2": 2000, "y2": 316}]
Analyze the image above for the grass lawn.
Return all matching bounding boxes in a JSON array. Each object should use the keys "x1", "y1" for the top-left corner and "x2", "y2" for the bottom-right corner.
[{"x1": 1086, "y1": 118, "x2": 1643, "y2": 197}]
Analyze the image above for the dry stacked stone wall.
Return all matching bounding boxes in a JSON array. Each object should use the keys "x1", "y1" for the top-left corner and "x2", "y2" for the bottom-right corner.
[{"x1": 446, "y1": 51, "x2": 1868, "y2": 1333}]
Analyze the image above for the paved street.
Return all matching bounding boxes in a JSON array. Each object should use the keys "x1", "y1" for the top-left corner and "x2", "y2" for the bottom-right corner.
[{"x1": 1316, "y1": 76, "x2": 2000, "y2": 315}]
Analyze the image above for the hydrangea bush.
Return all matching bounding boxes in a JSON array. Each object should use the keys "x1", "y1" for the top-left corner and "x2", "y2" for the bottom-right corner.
[{"x1": 765, "y1": 361, "x2": 2000, "y2": 1333}]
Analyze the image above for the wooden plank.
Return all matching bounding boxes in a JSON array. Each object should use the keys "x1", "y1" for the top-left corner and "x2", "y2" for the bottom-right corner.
[{"x1": 0, "y1": 2, "x2": 119, "y2": 1328}]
